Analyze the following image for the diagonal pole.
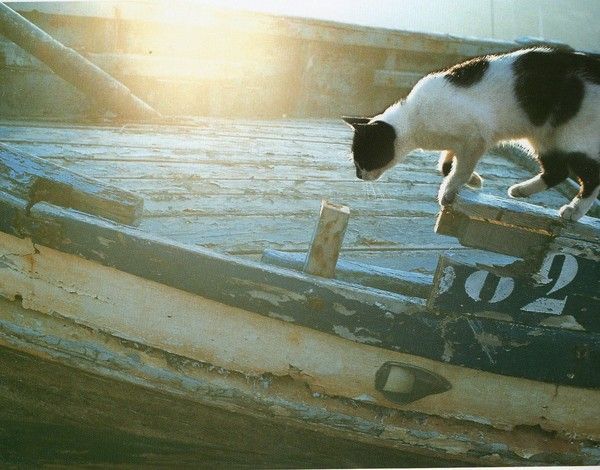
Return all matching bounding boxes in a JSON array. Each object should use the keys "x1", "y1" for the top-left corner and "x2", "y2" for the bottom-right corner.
[{"x1": 0, "y1": 2, "x2": 162, "y2": 121}]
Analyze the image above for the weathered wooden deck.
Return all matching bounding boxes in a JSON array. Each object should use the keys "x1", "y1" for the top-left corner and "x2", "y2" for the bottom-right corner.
[{"x1": 0, "y1": 118, "x2": 573, "y2": 274}]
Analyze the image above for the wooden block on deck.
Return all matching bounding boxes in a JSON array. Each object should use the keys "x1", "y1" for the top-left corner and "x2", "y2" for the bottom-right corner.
[
  {"x1": 304, "y1": 200, "x2": 350, "y2": 278},
  {"x1": 435, "y1": 192, "x2": 600, "y2": 260},
  {"x1": 0, "y1": 143, "x2": 143, "y2": 225}
]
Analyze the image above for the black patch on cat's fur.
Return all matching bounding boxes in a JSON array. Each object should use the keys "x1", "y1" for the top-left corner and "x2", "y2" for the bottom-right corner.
[
  {"x1": 351, "y1": 121, "x2": 396, "y2": 176},
  {"x1": 444, "y1": 57, "x2": 490, "y2": 87},
  {"x1": 568, "y1": 152, "x2": 600, "y2": 198},
  {"x1": 441, "y1": 160, "x2": 452, "y2": 176},
  {"x1": 514, "y1": 49, "x2": 600, "y2": 127},
  {"x1": 539, "y1": 151, "x2": 570, "y2": 187}
]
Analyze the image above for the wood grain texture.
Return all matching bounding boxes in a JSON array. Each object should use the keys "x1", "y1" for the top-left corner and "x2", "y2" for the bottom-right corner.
[
  {"x1": 0, "y1": 120, "x2": 573, "y2": 273},
  {"x1": 1, "y1": 195, "x2": 599, "y2": 388},
  {"x1": 0, "y1": 143, "x2": 143, "y2": 225},
  {"x1": 2, "y1": 295, "x2": 596, "y2": 466}
]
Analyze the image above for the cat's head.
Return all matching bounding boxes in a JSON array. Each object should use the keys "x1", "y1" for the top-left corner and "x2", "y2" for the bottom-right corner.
[{"x1": 343, "y1": 116, "x2": 398, "y2": 181}]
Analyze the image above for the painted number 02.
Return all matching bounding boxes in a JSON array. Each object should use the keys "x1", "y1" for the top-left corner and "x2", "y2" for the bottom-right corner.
[{"x1": 464, "y1": 253, "x2": 578, "y2": 315}]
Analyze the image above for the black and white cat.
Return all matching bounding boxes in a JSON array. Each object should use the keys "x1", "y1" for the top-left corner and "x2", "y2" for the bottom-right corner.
[{"x1": 344, "y1": 48, "x2": 600, "y2": 221}]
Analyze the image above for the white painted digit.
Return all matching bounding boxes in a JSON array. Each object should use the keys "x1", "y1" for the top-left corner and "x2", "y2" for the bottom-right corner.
[
  {"x1": 537, "y1": 253, "x2": 578, "y2": 295},
  {"x1": 465, "y1": 270, "x2": 514, "y2": 303},
  {"x1": 521, "y1": 253, "x2": 578, "y2": 316}
]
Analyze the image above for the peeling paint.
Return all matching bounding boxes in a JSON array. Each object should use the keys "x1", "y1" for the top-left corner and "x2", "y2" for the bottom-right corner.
[
  {"x1": 97, "y1": 236, "x2": 115, "y2": 248},
  {"x1": 268, "y1": 312, "x2": 295, "y2": 323},
  {"x1": 441, "y1": 342, "x2": 454, "y2": 362},
  {"x1": 353, "y1": 394, "x2": 376, "y2": 403},
  {"x1": 467, "y1": 319, "x2": 497, "y2": 365},
  {"x1": 539, "y1": 315, "x2": 585, "y2": 331},
  {"x1": 476, "y1": 310, "x2": 514, "y2": 322},
  {"x1": 332, "y1": 325, "x2": 382, "y2": 345},
  {"x1": 333, "y1": 302, "x2": 355, "y2": 317},
  {"x1": 438, "y1": 266, "x2": 456, "y2": 295}
]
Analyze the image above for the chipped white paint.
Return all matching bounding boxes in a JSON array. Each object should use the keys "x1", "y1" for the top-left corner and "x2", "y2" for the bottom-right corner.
[
  {"x1": 441, "y1": 342, "x2": 454, "y2": 362},
  {"x1": 467, "y1": 319, "x2": 497, "y2": 365},
  {"x1": 333, "y1": 302, "x2": 355, "y2": 317},
  {"x1": 0, "y1": 230, "x2": 599, "y2": 439},
  {"x1": 332, "y1": 325, "x2": 382, "y2": 345},
  {"x1": 267, "y1": 312, "x2": 295, "y2": 323},
  {"x1": 438, "y1": 266, "x2": 455, "y2": 295},
  {"x1": 353, "y1": 394, "x2": 376, "y2": 403},
  {"x1": 539, "y1": 315, "x2": 585, "y2": 331},
  {"x1": 521, "y1": 297, "x2": 567, "y2": 315}
]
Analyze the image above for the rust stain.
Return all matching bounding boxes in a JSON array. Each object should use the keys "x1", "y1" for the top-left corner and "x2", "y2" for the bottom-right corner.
[
  {"x1": 307, "y1": 295, "x2": 325, "y2": 311},
  {"x1": 287, "y1": 330, "x2": 302, "y2": 346},
  {"x1": 23, "y1": 253, "x2": 36, "y2": 273}
]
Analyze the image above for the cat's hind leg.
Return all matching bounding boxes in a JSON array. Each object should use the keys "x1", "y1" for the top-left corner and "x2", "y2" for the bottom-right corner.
[
  {"x1": 559, "y1": 152, "x2": 600, "y2": 221},
  {"x1": 508, "y1": 151, "x2": 569, "y2": 198}
]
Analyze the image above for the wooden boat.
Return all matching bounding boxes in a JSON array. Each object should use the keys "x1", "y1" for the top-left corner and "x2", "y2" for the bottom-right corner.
[{"x1": 0, "y1": 2, "x2": 598, "y2": 467}]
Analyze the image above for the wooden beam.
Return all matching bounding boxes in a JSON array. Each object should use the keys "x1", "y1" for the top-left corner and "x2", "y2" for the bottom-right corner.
[
  {"x1": 303, "y1": 200, "x2": 349, "y2": 278},
  {"x1": 435, "y1": 192, "x2": 600, "y2": 260},
  {"x1": 262, "y1": 249, "x2": 432, "y2": 298},
  {"x1": 0, "y1": 3, "x2": 161, "y2": 120},
  {"x1": 2, "y1": 295, "x2": 597, "y2": 465},
  {"x1": 0, "y1": 143, "x2": 143, "y2": 225}
]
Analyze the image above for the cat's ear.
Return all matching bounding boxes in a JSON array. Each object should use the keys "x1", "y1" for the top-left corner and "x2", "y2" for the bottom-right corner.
[{"x1": 342, "y1": 116, "x2": 370, "y2": 129}]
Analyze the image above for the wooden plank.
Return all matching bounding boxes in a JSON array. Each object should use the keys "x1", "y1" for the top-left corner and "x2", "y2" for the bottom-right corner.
[
  {"x1": 1, "y1": 194, "x2": 600, "y2": 388},
  {"x1": 2, "y1": 297, "x2": 598, "y2": 466},
  {"x1": 304, "y1": 200, "x2": 349, "y2": 278},
  {"x1": 137, "y1": 215, "x2": 461, "y2": 253},
  {"x1": 435, "y1": 192, "x2": 600, "y2": 259},
  {"x1": 0, "y1": 143, "x2": 143, "y2": 225},
  {"x1": 428, "y1": 253, "x2": 600, "y2": 333},
  {"x1": 0, "y1": 355, "x2": 454, "y2": 468},
  {"x1": 262, "y1": 249, "x2": 433, "y2": 298}
]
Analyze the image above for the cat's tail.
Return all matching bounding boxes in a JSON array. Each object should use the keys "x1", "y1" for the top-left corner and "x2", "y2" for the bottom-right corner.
[{"x1": 438, "y1": 150, "x2": 483, "y2": 189}]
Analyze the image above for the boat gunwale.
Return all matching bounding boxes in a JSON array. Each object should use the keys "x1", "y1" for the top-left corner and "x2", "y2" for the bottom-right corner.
[{"x1": 1, "y1": 190, "x2": 599, "y2": 389}]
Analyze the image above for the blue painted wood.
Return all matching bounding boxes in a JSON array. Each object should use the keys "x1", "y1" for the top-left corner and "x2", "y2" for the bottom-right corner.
[
  {"x1": 0, "y1": 143, "x2": 143, "y2": 225},
  {"x1": 1, "y1": 193, "x2": 599, "y2": 388},
  {"x1": 261, "y1": 249, "x2": 433, "y2": 298},
  {"x1": 429, "y1": 254, "x2": 600, "y2": 333}
]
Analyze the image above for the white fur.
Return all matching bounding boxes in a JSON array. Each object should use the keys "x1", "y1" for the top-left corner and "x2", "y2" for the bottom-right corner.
[{"x1": 371, "y1": 49, "x2": 600, "y2": 221}]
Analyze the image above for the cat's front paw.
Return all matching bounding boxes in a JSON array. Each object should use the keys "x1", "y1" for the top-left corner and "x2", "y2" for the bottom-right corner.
[{"x1": 559, "y1": 203, "x2": 584, "y2": 222}]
